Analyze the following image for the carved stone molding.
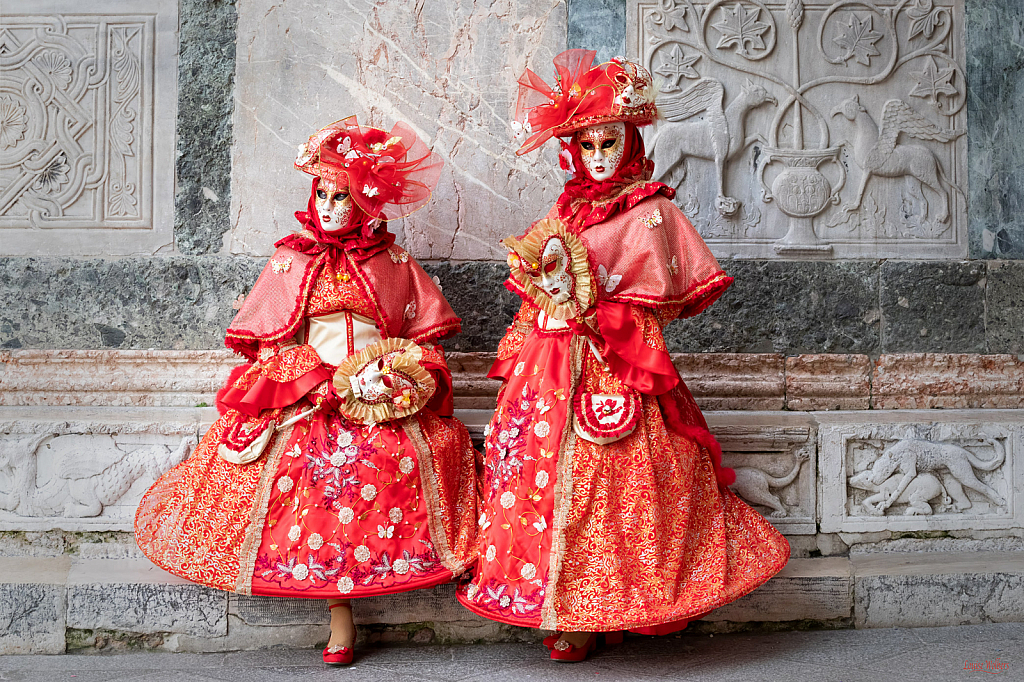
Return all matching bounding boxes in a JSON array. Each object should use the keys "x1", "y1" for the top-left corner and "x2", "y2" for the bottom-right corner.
[
  {"x1": 628, "y1": 0, "x2": 967, "y2": 259},
  {"x1": 873, "y1": 354, "x2": 1024, "y2": 410},
  {"x1": 819, "y1": 411, "x2": 1023, "y2": 533},
  {"x1": 0, "y1": 406, "x2": 211, "y2": 531},
  {"x1": 0, "y1": 0, "x2": 178, "y2": 256},
  {"x1": 787, "y1": 354, "x2": 871, "y2": 410}
]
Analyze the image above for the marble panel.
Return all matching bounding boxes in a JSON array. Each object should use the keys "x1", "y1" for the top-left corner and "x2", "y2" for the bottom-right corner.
[
  {"x1": 229, "y1": 0, "x2": 567, "y2": 260},
  {"x1": 628, "y1": 0, "x2": 967, "y2": 259},
  {"x1": 0, "y1": 0, "x2": 178, "y2": 256},
  {"x1": 0, "y1": 407, "x2": 211, "y2": 531},
  {"x1": 819, "y1": 411, "x2": 1024, "y2": 534}
]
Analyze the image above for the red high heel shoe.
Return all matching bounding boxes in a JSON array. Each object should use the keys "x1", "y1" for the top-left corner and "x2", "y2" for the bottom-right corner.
[
  {"x1": 549, "y1": 633, "x2": 597, "y2": 662},
  {"x1": 323, "y1": 603, "x2": 354, "y2": 666},
  {"x1": 545, "y1": 631, "x2": 622, "y2": 649}
]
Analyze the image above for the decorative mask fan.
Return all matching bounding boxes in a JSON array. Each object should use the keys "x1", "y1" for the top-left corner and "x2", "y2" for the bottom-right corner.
[
  {"x1": 333, "y1": 338, "x2": 436, "y2": 424},
  {"x1": 501, "y1": 218, "x2": 595, "y2": 320}
]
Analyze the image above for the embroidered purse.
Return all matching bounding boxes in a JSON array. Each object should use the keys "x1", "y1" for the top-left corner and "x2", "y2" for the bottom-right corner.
[
  {"x1": 572, "y1": 390, "x2": 640, "y2": 445},
  {"x1": 218, "y1": 409, "x2": 281, "y2": 465}
]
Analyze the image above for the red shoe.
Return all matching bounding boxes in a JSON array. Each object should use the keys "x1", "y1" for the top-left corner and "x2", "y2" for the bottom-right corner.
[
  {"x1": 549, "y1": 633, "x2": 597, "y2": 662},
  {"x1": 543, "y1": 633, "x2": 561, "y2": 649},
  {"x1": 322, "y1": 644, "x2": 354, "y2": 666},
  {"x1": 323, "y1": 602, "x2": 354, "y2": 666},
  {"x1": 603, "y1": 631, "x2": 624, "y2": 645}
]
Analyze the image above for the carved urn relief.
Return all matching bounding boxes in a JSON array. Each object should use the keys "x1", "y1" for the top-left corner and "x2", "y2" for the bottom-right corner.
[{"x1": 629, "y1": 0, "x2": 966, "y2": 259}]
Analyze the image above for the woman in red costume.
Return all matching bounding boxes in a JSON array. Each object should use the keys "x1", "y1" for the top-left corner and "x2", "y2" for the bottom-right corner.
[
  {"x1": 456, "y1": 51, "x2": 789, "y2": 661},
  {"x1": 135, "y1": 117, "x2": 478, "y2": 666}
]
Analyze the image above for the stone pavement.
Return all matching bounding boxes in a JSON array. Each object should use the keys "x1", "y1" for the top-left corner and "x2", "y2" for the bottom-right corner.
[{"x1": 0, "y1": 622, "x2": 1020, "y2": 682}]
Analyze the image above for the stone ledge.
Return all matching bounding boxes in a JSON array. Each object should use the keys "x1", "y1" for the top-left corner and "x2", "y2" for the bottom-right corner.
[
  {"x1": 10, "y1": 350, "x2": 1024, "y2": 412},
  {"x1": 3, "y1": 552, "x2": 1021, "y2": 653}
]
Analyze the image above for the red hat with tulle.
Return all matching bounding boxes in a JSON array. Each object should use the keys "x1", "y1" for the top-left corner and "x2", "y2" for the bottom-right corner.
[
  {"x1": 294, "y1": 116, "x2": 443, "y2": 219},
  {"x1": 513, "y1": 50, "x2": 657, "y2": 155}
]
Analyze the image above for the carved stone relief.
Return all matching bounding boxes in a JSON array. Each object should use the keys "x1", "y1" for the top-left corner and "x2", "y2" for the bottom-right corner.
[
  {"x1": 0, "y1": 0, "x2": 177, "y2": 256},
  {"x1": 716, "y1": 422, "x2": 817, "y2": 533},
  {"x1": 820, "y1": 419, "x2": 1021, "y2": 533},
  {"x1": 0, "y1": 410, "x2": 202, "y2": 531},
  {"x1": 628, "y1": 0, "x2": 966, "y2": 259}
]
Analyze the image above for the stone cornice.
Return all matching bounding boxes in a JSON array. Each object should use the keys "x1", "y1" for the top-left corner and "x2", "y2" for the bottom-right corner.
[{"x1": 5, "y1": 350, "x2": 1024, "y2": 411}]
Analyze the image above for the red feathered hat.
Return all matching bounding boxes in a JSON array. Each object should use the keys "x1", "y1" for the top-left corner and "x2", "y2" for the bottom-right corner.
[
  {"x1": 513, "y1": 50, "x2": 658, "y2": 155},
  {"x1": 294, "y1": 116, "x2": 443, "y2": 220}
]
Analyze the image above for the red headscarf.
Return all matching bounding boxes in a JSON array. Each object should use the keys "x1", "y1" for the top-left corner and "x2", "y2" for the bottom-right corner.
[
  {"x1": 277, "y1": 177, "x2": 396, "y2": 263},
  {"x1": 555, "y1": 123, "x2": 674, "y2": 233}
]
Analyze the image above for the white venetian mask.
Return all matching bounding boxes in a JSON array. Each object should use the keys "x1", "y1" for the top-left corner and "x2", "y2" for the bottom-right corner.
[
  {"x1": 314, "y1": 177, "x2": 353, "y2": 232},
  {"x1": 577, "y1": 122, "x2": 626, "y2": 182},
  {"x1": 531, "y1": 236, "x2": 574, "y2": 305}
]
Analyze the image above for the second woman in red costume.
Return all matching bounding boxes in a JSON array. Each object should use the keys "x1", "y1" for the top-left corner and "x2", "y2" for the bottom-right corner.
[
  {"x1": 457, "y1": 51, "x2": 790, "y2": 661},
  {"x1": 135, "y1": 118, "x2": 478, "y2": 666}
]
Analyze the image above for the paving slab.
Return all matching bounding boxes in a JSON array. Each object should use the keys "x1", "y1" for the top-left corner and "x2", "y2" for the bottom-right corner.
[{"x1": 0, "y1": 623, "x2": 1020, "y2": 682}]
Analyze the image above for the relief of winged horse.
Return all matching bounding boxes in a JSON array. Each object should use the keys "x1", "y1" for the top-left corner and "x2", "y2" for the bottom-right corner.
[
  {"x1": 649, "y1": 78, "x2": 777, "y2": 217},
  {"x1": 831, "y1": 96, "x2": 965, "y2": 223}
]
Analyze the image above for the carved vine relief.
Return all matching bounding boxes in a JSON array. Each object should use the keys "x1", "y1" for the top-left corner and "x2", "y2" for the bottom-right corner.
[
  {"x1": 631, "y1": 0, "x2": 966, "y2": 258},
  {"x1": 847, "y1": 437, "x2": 1008, "y2": 517},
  {"x1": 0, "y1": 15, "x2": 150, "y2": 228}
]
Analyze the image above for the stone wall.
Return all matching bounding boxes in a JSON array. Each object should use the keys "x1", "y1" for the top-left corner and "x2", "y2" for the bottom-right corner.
[{"x1": 2, "y1": 0, "x2": 1024, "y2": 653}]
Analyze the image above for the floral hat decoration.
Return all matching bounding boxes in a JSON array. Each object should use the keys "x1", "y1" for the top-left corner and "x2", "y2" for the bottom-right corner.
[
  {"x1": 295, "y1": 116, "x2": 443, "y2": 220},
  {"x1": 512, "y1": 50, "x2": 658, "y2": 155}
]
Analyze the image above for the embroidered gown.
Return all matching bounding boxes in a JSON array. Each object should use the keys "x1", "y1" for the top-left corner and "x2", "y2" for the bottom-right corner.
[
  {"x1": 456, "y1": 192, "x2": 790, "y2": 632},
  {"x1": 135, "y1": 242, "x2": 478, "y2": 598}
]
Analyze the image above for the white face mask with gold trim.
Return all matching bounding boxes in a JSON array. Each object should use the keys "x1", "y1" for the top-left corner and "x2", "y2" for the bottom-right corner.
[
  {"x1": 534, "y1": 236, "x2": 574, "y2": 305},
  {"x1": 577, "y1": 122, "x2": 626, "y2": 182},
  {"x1": 314, "y1": 177, "x2": 353, "y2": 232}
]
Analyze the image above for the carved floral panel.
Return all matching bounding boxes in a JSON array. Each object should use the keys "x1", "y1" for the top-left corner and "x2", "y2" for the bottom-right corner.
[
  {"x1": 628, "y1": 0, "x2": 966, "y2": 259},
  {"x1": 820, "y1": 418, "x2": 1022, "y2": 533},
  {"x1": 0, "y1": 0, "x2": 176, "y2": 256}
]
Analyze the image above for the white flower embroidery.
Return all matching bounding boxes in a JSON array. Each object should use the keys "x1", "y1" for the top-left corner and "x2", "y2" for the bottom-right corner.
[
  {"x1": 404, "y1": 301, "x2": 417, "y2": 319},
  {"x1": 338, "y1": 576, "x2": 355, "y2": 593},
  {"x1": 399, "y1": 456, "x2": 415, "y2": 474},
  {"x1": 336, "y1": 431, "x2": 354, "y2": 448},
  {"x1": 533, "y1": 516, "x2": 548, "y2": 533},
  {"x1": 271, "y1": 257, "x2": 292, "y2": 274},
  {"x1": 389, "y1": 507, "x2": 404, "y2": 523},
  {"x1": 466, "y1": 583, "x2": 480, "y2": 599},
  {"x1": 478, "y1": 513, "x2": 488, "y2": 527},
  {"x1": 393, "y1": 558, "x2": 410, "y2": 575},
  {"x1": 535, "y1": 470, "x2": 549, "y2": 488},
  {"x1": 361, "y1": 484, "x2": 378, "y2": 501},
  {"x1": 329, "y1": 450, "x2": 348, "y2": 467},
  {"x1": 485, "y1": 545, "x2": 497, "y2": 562},
  {"x1": 276, "y1": 476, "x2": 294, "y2": 493},
  {"x1": 291, "y1": 563, "x2": 309, "y2": 581},
  {"x1": 483, "y1": 422, "x2": 492, "y2": 437},
  {"x1": 287, "y1": 525, "x2": 302, "y2": 542},
  {"x1": 533, "y1": 421, "x2": 550, "y2": 438},
  {"x1": 513, "y1": 361, "x2": 526, "y2": 376},
  {"x1": 497, "y1": 429, "x2": 509, "y2": 444},
  {"x1": 520, "y1": 563, "x2": 537, "y2": 580},
  {"x1": 520, "y1": 399, "x2": 530, "y2": 411},
  {"x1": 499, "y1": 595, "x2": 511, "y2": 608},
  {"x1": 597, "y1": 264, "x2": 623, "y2": 293},
  {"x1": 500, "y1": 491, "x2": 516, "y2": 509},
  {"x1": 307, "y1": 533, "x2": 324, "y2": 551},
  {"x1": 378, "y1": 524, "x2": 394, "y2": 539},
  {"x1": 354, "y1": 545, "x2": 371, "y2": 563},
  {"x1": 338, "y1": 507, "x2": 355, "y2": 525}
]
